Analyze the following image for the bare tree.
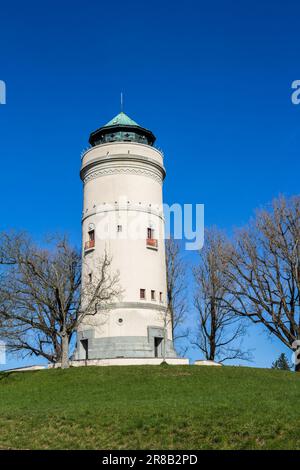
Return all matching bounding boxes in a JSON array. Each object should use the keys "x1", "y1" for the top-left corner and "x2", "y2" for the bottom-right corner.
[
  {"x1": 192, "y1": 229, "x2": 251, "y2": 363},
  {"x1": 165, "y1": 238, "x2": 189, "y2": 355},
  {"x1": 223, "y1": 195, "x2": 300, "y2": 371},
  {"x1": 0, "y1": 232, "x2": 120, "y2": 368}
]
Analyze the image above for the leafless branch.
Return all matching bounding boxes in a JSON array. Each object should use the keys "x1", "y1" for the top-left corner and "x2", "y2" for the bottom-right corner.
[
  {"x1": 192, "y1": 228, "x2": 251, "y2": 363},
  {"x1": 0, "y1": 232, "x2": 120, "y2": 368}
]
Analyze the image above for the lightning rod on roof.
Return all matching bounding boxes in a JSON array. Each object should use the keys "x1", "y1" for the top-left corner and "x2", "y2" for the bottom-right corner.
[{"x1": 120, "y1": 92, "x2": 124, "y2": 112}]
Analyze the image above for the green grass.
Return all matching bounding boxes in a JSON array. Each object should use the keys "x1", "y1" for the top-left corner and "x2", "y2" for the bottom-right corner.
[{"x1": 0, "y1": 365, "x2": 299, "y2": 450}]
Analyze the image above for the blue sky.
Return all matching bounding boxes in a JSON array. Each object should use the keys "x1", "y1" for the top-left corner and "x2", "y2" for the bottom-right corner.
[{"x1": 0, "y1": 0, "x2": 299, "y2": 369}]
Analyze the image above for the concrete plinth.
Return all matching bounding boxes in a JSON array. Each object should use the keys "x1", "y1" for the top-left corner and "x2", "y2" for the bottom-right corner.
[
  {"x1": 52, "y1": 357, "x2": 189, "y2": 368},
  {"x1": 194, "y1": 360, "x2": 222, "y2": 367}
]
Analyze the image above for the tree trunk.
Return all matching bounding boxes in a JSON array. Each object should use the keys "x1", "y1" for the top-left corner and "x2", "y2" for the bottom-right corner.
[
  {"x1": 209, "y1": 345, "x2": 216, "y2": 362},
  {"x1": 209, "y1": 298, "x2": 216, "y2": 362},
  {"x1": 163, "y1": 326, "x2": 167, "y2": 363},
  {"x1": 61, "y1": 333, "x2": 69, "y2": 369}
]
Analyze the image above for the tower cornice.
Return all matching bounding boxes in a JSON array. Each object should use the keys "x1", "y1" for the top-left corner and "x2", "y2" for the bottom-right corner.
[{"x1": 80, "y1": 153, "x2": 166, "y2": 183}]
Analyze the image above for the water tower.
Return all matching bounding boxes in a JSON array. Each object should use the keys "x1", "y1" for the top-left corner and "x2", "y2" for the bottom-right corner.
[{"x1": 74, "y1": 111, "x2": 187, "y2": 364}]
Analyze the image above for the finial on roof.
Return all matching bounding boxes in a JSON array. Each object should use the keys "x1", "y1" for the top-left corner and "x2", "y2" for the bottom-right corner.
[{"x1": 120, "y1": 92, "x2": 124, "y2": 113}]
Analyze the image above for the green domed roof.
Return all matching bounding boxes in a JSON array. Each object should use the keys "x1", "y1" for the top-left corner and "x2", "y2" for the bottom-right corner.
[
  {"x1": 89, "y1": 111, "x2": 156, "y2": 147},
  {"x1": 104, "y1": 112, "x2": 140, "y2": 128}
]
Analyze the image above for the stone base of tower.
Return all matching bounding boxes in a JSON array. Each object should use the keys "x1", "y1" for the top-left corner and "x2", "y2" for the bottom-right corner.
[
  {"x1": 73, "y1": 326, "x2": 180, "y2": 361},
  {"x1": 74, "y1": 321, "x2": 180, "y2": 362},
  {"x1": 53, "y1": 357, "x2": 189, "y2": 368}
]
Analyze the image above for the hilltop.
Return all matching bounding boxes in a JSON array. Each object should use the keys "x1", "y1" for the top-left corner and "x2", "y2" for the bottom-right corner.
[{"x1": 0, "y1": 365, "x2": 299, "y2": 450}]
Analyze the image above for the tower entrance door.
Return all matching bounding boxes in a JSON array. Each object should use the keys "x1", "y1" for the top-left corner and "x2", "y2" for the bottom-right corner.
[
  {"x1": 154, "y1": 337, "x2": 163, "y2": 358},
  {"x1": 81, "y1": 339, "x2": 89, "y2": 360}
]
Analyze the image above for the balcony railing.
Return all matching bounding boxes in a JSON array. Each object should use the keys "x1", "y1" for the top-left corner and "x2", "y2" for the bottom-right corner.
[
  {"x1": 146, "y1": 238, "x2": 158, "y2": 249},
  {"x1": 84, "y1": 240, "x2": 95, "y2": 251}
]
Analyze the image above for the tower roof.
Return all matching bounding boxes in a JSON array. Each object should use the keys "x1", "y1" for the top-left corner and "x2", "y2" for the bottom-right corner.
[
  {"x1": 104, "y1": 112, "x2": 140, "y2": 128},
  {"x1": 89, "y1": 111, "x2": 156, "y2": 147}
]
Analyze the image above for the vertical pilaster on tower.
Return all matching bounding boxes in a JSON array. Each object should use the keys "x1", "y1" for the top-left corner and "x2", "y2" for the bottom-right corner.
[{"x1": 74, "y1": 111, "x2": 181, "y2": 363}]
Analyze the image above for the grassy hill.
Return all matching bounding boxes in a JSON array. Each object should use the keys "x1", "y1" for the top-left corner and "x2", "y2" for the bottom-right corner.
[{"x1": 0, "y1": 365, "x2": 299, "y2": 450}]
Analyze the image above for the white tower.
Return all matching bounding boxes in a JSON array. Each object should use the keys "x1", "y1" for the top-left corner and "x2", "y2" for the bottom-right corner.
[{"x1": 75, "y1": 112, "x2": 179, "y2": 362}]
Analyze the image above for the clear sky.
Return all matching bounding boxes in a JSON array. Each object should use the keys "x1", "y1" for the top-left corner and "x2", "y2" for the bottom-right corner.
[{"x1": 0, "y1": 0, "x2": 299, "y2": 369}]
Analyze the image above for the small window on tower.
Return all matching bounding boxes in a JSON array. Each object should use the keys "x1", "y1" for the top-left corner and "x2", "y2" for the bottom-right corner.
[
  {"x1": 85, "y1": 229, "x2": 95, "y2": 251},
  {"x1": 88, "y1": 229, "x2": 95, "y2": 241},
  {"x1": 117, "y1": 225, "x2": 122, "y2": 233},
  {"x1": 88, "y1": 273, "x2": 93, "y2": 283},
  {"x1": 147, "y1": 227, "x2": 154, "y2": 239},
  {"x1": 151, "y1": 290, "x2": 156, "y2": 301},
  {"x1": 140, "y1": 289, "x2": 146, "y2": 300},
  {"x1": 159, "y1": 292, "x2": 163, "y2": 302}
]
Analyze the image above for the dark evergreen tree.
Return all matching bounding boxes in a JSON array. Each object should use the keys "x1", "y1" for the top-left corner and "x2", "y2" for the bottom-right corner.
[{"x1": 272, "y1": 353, "x2": 291, "y2": 371}]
